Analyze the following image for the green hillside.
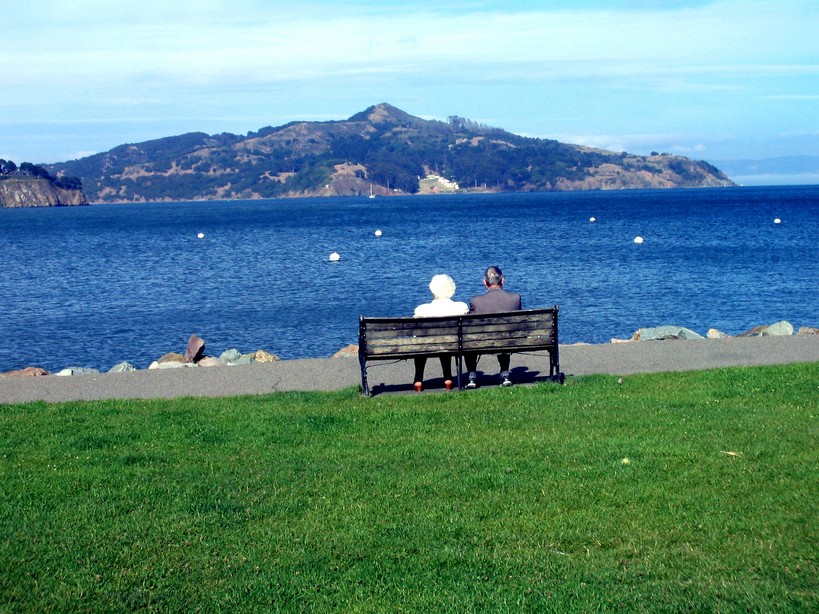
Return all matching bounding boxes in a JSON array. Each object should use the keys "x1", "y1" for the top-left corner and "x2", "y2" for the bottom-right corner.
[{"x1": 49, "y1": 103, "x2": 735, "y2": 203}]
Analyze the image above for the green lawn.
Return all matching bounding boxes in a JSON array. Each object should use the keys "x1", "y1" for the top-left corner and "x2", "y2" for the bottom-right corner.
[{"x1": 1, "y1": 363, "x2": 817, "y2": 612}]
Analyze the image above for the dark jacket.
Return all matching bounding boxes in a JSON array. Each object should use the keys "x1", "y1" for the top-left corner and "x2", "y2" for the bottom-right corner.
[{"x1": 468, "y1": 287, "x2": 522, "y2": 314}]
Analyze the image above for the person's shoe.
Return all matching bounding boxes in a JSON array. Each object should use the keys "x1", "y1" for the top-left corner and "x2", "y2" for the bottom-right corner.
[
  {"x1": 466, "y1": 372, "x2": 479, "y2": 389},
  {"x1": 500, "y1": 371, "x2": 513, "y2": 387},
  {"x1": 414, "y1": 382, "x2": 423, "y2": 392},
  {"x1": 444, "y1": 379, "x2": 453, "y2": 391}
]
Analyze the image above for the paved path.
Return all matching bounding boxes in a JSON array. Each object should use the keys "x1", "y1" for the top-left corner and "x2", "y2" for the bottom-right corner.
[{"x1": 1, "y1": 336, "x2": 817, "y2": 404}]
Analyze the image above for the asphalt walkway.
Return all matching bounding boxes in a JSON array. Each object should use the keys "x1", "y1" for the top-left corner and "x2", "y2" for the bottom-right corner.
[{"x1": 1, "y1": 335, "x2": 817, "y2": 404}]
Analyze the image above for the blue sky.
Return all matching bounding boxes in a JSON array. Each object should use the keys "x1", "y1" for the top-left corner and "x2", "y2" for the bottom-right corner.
[{"x1": 2, "y1": 0, "x2": 817, "y2": 169}]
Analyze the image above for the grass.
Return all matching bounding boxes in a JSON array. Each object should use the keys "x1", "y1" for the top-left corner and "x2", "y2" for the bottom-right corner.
[{"x1": 1, "y1": 363, "x2": 817, "y2": 612}]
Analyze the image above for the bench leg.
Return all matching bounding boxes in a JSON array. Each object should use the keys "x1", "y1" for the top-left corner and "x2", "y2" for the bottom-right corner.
[
  {"x1": 359, "y1": 359, "x2": 370, "y2": 396},
  {"x1": 455, "y1": 355, "x2": 463, "y2": 391},
  {"x1": 549, "y1": 349, "x2": 565, "y2": 384}
]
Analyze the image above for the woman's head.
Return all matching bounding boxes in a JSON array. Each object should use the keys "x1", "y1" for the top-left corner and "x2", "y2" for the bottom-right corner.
[{"x1": 428, "y1": 274, "x2": 456, "y2": 299}]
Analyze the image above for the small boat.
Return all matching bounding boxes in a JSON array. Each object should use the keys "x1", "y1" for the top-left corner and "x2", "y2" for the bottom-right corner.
[{"x1": 368, "y1": 185, "x2": 376, "y2": 199}]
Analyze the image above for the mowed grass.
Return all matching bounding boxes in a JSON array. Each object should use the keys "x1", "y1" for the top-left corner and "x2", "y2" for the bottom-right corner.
[{"x1": 1, "y1": 363, "x2": 816, "y2": 612}]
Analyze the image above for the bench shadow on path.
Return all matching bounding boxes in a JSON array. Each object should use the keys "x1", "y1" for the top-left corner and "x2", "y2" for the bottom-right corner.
[{"x1": 367, "y1": 365, "x2": 549, "y2": 396}]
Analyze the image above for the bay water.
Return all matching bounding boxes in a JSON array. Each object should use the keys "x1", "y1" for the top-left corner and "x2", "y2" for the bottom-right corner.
[{"x1": 1, "y1": 186, "x2": 817, "y2": 373}]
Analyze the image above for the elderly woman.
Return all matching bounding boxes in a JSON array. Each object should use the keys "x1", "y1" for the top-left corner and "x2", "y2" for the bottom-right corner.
[{"x1": 412, "y1": 274, "x2": 468, "y2": 391}]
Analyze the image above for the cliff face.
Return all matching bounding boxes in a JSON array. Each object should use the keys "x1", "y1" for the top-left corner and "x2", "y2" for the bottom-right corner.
[
  {"x1": 0, "y1": 177, "x2": 88, "y2": 208},
  {"x1": 553, "y1": 152, "x2": 735, "y2": 190}
]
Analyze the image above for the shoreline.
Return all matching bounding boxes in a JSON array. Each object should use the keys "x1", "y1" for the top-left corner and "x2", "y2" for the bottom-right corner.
[{"x1": 1, "y1": 335, "x2": 817, "y2": 405}]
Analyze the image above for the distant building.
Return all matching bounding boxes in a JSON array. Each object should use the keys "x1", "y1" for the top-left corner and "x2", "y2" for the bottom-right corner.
[{"x1": 420, "y1": 174, "x2": 460, "y2": 193}]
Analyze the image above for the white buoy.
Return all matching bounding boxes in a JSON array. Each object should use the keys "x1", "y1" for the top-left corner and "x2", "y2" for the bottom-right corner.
[
  {"x1": 589, "y1": 217, "x2": 596, "y2": 223},
  {"x1": 197, "y1": 232, "x2": 205, "y2": 239},
  {"x1": 774, "y1": 218, "x2": 781, "y2": 224},
  {"x1": 329, "y1": 252, "x2": 341, "y2": 262},
  {"x1": 374, "y1": 229, "x2": 383, "y2": 237},
  {"x1": 633, "y1": 236, "x2": 644, "y2": 244}
]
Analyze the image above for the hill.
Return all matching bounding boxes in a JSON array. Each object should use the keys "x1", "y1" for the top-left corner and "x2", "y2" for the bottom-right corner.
[
  {"x1": 0, "y1": 159, "x2": 87, "y2": 208},
  {"x1": 49, "y1": 103, "x2": 735, "y2": 203}
]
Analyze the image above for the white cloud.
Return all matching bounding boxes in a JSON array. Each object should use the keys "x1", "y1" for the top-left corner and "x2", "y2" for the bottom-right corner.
[
  {"x1": 764, "y1": 95, "x2": 819, "y2": 101},
  {"x1": 555, "y1": 133, "x2": 720, "y2": 156},
  {"x1": 4, "y1": 0, "x2": 817, "y2": 91}
]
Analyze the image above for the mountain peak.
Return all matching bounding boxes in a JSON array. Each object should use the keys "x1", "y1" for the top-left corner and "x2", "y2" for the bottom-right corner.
[{"x1": 348, "y1": 102, "x2": 420, "y2": 125}]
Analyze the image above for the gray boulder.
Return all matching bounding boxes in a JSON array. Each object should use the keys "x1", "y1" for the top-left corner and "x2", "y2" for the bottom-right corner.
[
  {"x1": 762, "y1": 321, "x2": 793, "y2": 336},
  {"x1": 108, "y1": 361, "x2": 137, "y2": 373},
  {"x1": 633, "y1": 326, "x2": 704, "y2": 341},
  {"x1": 219, "y1": 348, "x2": 253, "y2": 365},
  {"x1": 740, "y1": 321, "x2": 794, "y2": 337}
]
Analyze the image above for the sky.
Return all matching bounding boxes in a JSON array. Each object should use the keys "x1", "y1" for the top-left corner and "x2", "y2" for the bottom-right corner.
[{"x1": 2, "y1": 0, "x2": 818, "y2": 177}]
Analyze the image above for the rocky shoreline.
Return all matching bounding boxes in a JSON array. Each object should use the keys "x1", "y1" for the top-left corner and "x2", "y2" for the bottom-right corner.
[{"x1": 2, "y1": 322, "x2": 817, "y2": 380}]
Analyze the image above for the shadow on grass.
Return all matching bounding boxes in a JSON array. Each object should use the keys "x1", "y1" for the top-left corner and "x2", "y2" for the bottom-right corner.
[{"x1": 367, "y1": 364, "x2": 553, "y2": 395}]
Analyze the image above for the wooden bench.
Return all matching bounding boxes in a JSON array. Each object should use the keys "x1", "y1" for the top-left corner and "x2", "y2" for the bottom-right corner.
[{"x1": 358, "y1": 306, "x2": 564, "y2": 396}]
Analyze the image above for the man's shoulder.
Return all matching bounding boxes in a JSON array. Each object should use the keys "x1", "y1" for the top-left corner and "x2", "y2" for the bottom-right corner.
[{"x1": 469, "y1": 289, "x2": 522, "y2": 312}]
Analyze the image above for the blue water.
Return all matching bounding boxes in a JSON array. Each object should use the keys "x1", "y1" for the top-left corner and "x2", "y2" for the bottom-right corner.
[{"x1": 1, "y1": 187, "x2": 817, "y2": 372}]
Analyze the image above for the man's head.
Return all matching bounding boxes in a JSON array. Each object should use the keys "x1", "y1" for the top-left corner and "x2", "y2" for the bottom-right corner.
[{"x1": 483, "y1": 265, "x2": 504, "y2": 288}]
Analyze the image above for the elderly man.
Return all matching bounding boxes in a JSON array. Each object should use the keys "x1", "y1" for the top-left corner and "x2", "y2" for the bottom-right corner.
[{"x1": 464, "y1": 265, "x2": 522, "y2": 388}]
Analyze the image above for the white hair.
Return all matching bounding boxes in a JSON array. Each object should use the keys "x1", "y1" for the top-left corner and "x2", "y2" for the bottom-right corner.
[{"x1": 428, "y1": 274, "x2": 456, "y2": 299}]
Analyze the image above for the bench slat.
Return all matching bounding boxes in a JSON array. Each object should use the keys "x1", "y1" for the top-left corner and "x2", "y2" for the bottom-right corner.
[
  {"x1": 366, "y1": 344, "x2": 459, "y2": 358},
  {"x1": 366, "y1": 327, "x2": 461, "y2": 340}
]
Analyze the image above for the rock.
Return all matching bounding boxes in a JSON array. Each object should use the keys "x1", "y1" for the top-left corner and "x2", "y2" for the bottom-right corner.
[
  {"x1": 219, "y1": 348, "x2": 242, "y2": 363},
  {"x1": 762, "y1": 321, "x2": 793, "y2": 336},
  {"x1": 150, "y1": 352, "x2": 188, "y2": 369},
  {"x1": 739, "y1": 325, "x2": 768, "y2": 337},
  {"x1": 252, "y1": 349, "x2": 280, "y2": 363},
  {"x1": 219, "y1": 348, "x2": 253, "y2": 365},
  {"x1": 632, "y1": 326, "x2": 704, "y2": 341},
  {"x1": 197, "y1": 357, "x2": 223, "y2": 367},
  {"x1": 149, "y1": 360, "x2": 190, "y2": 370},
  {"x1": 332, "y1": 344, "x2": 359, "y2": 358},
  {"x1": 610, "y1": 338, "x2": 633, "y2": 344},
  {"x1": 740, "y1": 321, "x2": 794, "y2": 337},
  {"x1": 707, "y1": 328, "x2": 731, "y2": 339},
  {"x1": 1, "y1": 366, "x2": 50, "y2": 377},
  {"x1": 54, "y1": 367, "x2": 101, "y2": 377},
  {"x1": 185, "y1": 335, "x2": 206, "y2": 363},
  {"x1": 108, "y1": 361, "x2": 137, "y2": 373},
  {"x1": 798, "y1": 326, "x2": 819, "y2": 335},
  {"x1": 157, "y1": 352, "x2": 186, "y2": 364}
]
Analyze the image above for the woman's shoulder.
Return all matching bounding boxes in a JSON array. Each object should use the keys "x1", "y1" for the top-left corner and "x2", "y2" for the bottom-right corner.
[
  {"x1": 453, "y1": 301, "x2": 469, "y2": 314},
  {"x1": 414, "y1": 303, "x2": 432, "y2": 317}
]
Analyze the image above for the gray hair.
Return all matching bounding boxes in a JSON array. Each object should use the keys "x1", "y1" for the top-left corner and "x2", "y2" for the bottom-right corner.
[{"x1": 484, "y1": 265, "x2": 504, "y2": 287}]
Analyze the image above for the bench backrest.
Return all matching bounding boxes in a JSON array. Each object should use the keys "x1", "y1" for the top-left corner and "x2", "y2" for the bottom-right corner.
[{"x1": 359, "y1": 306, "x2": 559, "y2": 360}]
